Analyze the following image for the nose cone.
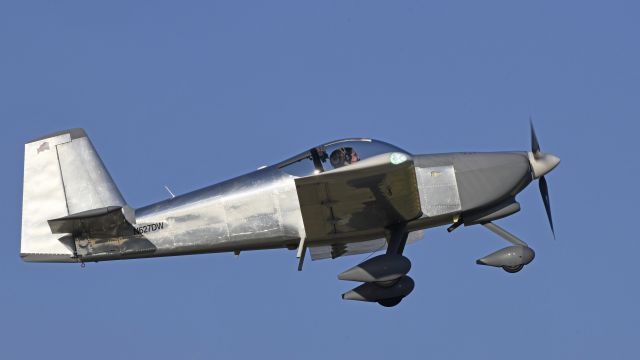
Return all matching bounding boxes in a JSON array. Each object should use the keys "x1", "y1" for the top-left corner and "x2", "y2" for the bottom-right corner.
[{"x1": 528, "y1": 152, "x2": 560, "y2": 179}]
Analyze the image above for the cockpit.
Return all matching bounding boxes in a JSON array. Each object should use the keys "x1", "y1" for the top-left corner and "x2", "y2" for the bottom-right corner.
[{"x1": 278, "y1": 139, "x2": 409, "y2": 177}]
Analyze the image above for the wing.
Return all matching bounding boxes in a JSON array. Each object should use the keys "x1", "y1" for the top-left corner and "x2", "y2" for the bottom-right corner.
[{"x1": 295, "y1": 152, "x2": 422, "y2": 242}]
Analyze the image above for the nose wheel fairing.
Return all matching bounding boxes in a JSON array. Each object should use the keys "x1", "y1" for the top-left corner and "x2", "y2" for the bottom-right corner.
[{"x1": 476, "y1": 222, "x2": 536, "y2": 273}]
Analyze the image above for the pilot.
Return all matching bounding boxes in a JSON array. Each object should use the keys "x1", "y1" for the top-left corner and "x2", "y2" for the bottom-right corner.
[
  {"x1": 346, "y1": 148, "x2": 359, "y2": 164},
  {"x1": 330, "y1": 148, "x2": 346, "y2": 168},
  {"x1": 330, "y1": 147, "x2": 360, "y2": 169}
]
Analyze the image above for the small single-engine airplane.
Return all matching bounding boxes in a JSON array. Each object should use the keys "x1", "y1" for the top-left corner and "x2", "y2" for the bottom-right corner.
[{"x1": 21, "y1": 124, "x2": 559, "y2": 307}]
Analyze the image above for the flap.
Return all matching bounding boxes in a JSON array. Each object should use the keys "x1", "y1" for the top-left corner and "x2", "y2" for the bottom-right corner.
[
  {"x1": 48, "y1": 206, "x2": 135, "y2": 238},
  {"x1": 295, "y1": 152, "x2": 422, "y2": 241},
  {"x1": 308, "y1": 230, "x2": 425, "y2": 260}
]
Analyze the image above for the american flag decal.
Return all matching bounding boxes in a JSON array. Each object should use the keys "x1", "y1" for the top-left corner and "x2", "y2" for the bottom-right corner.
[{"x1": 37, "y1": 142, "x2": 50, "y2": 154}]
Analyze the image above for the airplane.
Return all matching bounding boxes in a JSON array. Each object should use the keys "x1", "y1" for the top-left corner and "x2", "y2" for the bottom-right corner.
[{"x1": 20, "y1": 124, "x2": 559, "y2": 307}]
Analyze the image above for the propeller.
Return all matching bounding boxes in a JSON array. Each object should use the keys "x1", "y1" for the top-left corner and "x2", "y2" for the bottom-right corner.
[
  {"x1": 530, "y1": 120, "x2": 541, "y2": 156},
  {"x1": 529, "y1": 120, "x2": 559, "y2": 239},
  {"x1": 539, "y1": 175, "x2": 554, "y2": 238}
]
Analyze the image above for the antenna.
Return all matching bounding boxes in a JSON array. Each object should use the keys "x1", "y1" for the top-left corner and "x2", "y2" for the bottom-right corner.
[{"x1": 164, "y1": 185, "x2": 176, "y2": 199}]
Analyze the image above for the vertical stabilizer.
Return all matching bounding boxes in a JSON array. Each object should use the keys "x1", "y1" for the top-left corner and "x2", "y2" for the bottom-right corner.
[{"x1": 21, "y1": 129, "x2": 126, "y2": 262}]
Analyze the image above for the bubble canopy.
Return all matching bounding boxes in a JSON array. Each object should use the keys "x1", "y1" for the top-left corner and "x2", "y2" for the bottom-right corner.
[{"x1": 278, "y1": 138, "x2": 408, "y2": 177}]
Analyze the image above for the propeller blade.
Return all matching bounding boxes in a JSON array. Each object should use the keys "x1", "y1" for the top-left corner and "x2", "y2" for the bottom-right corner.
[
  {"x1": 530, "y1": 118, "x2": 541, "y2": 156},
  {"x1": 539, "y1": 175, "x2": 555, "y2": 239}
]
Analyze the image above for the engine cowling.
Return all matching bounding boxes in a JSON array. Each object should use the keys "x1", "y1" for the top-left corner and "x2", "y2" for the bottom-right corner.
[{"x1": 476, "y1": 246, "x2": 535, "y2": 268}]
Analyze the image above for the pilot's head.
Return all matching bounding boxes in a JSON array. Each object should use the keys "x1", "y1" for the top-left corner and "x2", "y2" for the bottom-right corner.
[
  {"x1": 347, "y1": 148, "x2": 359, "y2": 163},
  {"x1": 330, "y1": 148, "x2": 346, "y2": 168},
  {"x1": 330, "y1": 147, "x2": 360, "y2": 168}
]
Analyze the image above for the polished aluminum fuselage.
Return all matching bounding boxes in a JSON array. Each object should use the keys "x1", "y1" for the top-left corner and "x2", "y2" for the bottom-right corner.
[
  {"x1": 132, "y1": 166, "x2": 306, "y2": 258},
  {"x1": 114, "y1": 151, "x2": 532, "y2": 260}
]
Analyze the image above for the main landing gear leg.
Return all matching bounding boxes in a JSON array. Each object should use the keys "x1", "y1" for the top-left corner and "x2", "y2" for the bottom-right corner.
[
  {"x1": 378, "y1": 223, "x2": 410, "y2": 307},
  {"x1": 386, "y1": 223, "x2": 409, "y2": 256}
]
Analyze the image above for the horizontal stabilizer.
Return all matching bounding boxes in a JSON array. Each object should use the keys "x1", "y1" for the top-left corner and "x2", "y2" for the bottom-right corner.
[{"x1": 48, "y1": 206, "x2": 134, "y2": 238}]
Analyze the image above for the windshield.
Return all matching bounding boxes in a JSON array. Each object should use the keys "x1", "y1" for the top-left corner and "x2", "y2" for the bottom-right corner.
[{"x1": 278, "y1": 139, "x2": 407, "y2": 177}]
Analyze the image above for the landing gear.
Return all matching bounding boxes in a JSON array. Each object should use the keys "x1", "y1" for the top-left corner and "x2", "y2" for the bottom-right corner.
[
  {"x1": 378, "y1": 297, "x2": 403, "y2": 307},
  {"x1": 339, "y1": 223, "x2": 415, "y2": 307},
  {"x1": 385, "y1": 223, "x2": 409, "y2": 256},
  {"x1": 476, "y1": 222, "x2": 535, "y2": 274},
  {"x1": 374, "y1": 274, "x2": 409, "y2": 308},
  {"x1": 502, "y1": 264, "x2": 524, "y2": 273},
  {"x1": 378, "y1": 224, "x2": 411, "y2": 308}
]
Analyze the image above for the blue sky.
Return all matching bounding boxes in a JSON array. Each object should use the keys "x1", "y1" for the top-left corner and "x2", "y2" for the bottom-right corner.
[{"x1": 1, "y1": 1, "x2": 638, "y2": 359}]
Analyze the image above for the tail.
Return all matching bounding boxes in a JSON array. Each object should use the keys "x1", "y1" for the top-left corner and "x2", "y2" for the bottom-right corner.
[{"x1": 21, "y1": 129, "x2": 127, "y2": 262}]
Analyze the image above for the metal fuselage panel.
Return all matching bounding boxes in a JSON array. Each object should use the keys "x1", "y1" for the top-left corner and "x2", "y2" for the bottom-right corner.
[
  {"x1": 77, "y1": 151, "x2": 533, "y2": 261},
  {"x1": 123, "y1": 167, "x2": 306, "y2": 258}
]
